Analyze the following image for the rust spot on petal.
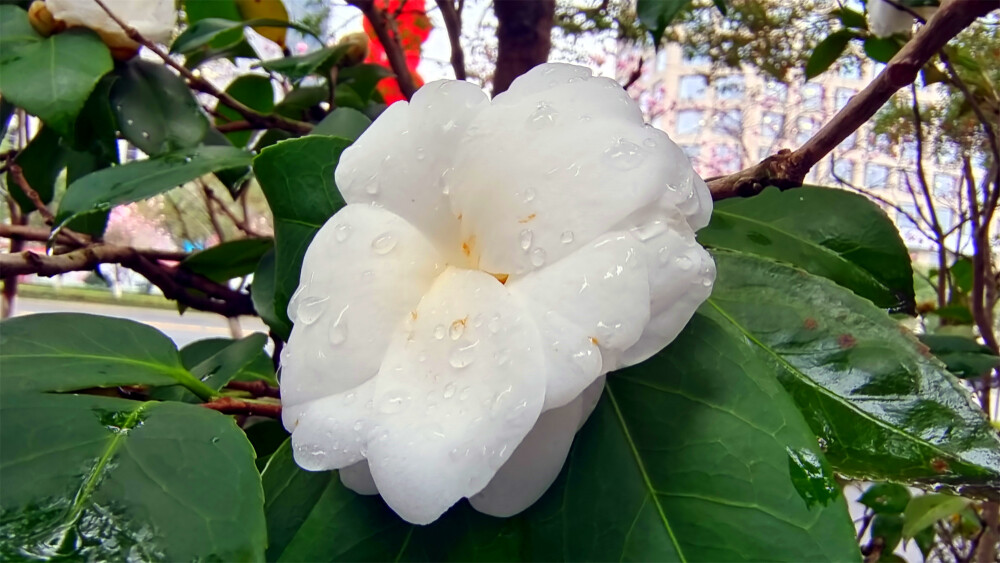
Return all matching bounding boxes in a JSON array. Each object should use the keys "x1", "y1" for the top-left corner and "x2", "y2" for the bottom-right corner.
[
  {"x1": 589, "y1": 337, "x2": 599, "y2": 346},
  {"x1": 803, "y1": 318, "x2": 818, "y2": 330},
  {"x1": 837, "y1": 334, "x2": 856, "y2": 349},
  {"x1": 518, "y1": 213, "x2": 537, "y2": 223},
  {"x1": 456, "y1": 213, "x2": 463, "y2": 221},
  {"x1": 461, "y1": 235, "x2": 476, "y2": 257},
  {"x1": 410, "y1": 310, "x2": 418, "y2": 321}
]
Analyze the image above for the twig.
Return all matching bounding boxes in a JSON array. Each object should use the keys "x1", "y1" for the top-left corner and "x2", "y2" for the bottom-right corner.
[
  {"x1": 201, "y1": 182, "x2": 261, "y2": 238},
  {"x1": 434, "y1": 0, "x2": 466, "y2": 80},
  {"x1": 347, "y1": 0, "x2": 418, "y2": 99},
  {"x1": 0, "y1": 224, "x2": 187, "y2": 261},
  {"x1": 201, "y1": 396, "x2": 281, "y2": 418},
  {"x1": 225, "y1": 380, "x2": 281, "y2": 398},
  {"x1": 707, "y1": 0, "x2": 997, "y2": 200},
  {"x1": 9, "y1": 164, "x2": 53, "y2": 223},
  {"x1": 623, "y1": 58, "x2": 644, "y2": 90},
  {"x1": 89, "y1": 0, "x2": 312, "y2": 135}
]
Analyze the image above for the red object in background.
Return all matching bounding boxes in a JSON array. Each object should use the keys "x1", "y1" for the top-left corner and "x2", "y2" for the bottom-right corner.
[{"x1": 363, "y1": 0, "x2": 431, "y2": 104}]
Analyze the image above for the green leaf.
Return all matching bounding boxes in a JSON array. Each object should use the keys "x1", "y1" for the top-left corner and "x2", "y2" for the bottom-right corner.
[
  {"x1": 253, "y1": 136, "x2": 351, "y2": 330},
  {"x1": 171, "y1": 17, "x2": 314, "y2": 54},
  {"x1": 0, "y1": 6, "x2": 41, "y2": 62},
  {"x1": 181, "y1": 238, "x2": 274, "y2": 282},
  {"x1": 110, "y1": 59, "x2": 209, "y2": 156},
  {"x1": 274, "y1": 85, "x2": 328, "y2": 120},
  {"x1": 261, "y1": 312, "x2": 861, "y2": 561},
  {"x1": 337, "y1": 64, "x2": 394, "y2": 104},
  {"x1": 182, "y1": 0, "x2": 244, "y2": 49},
  {"x1": 0, "y1": 393, "x2": 266, "y2": 560},
  {"x1": 56, "y1": 145, "x2": 252, "y2": 225},
  {"x1": 259, "y1": 45, "x2": 350, "y2": 83},
  {"x1": 950, "y1": 257, "x2": 973, "y2": 294},
  {"x1": 918, "y1": 334, "x2": 1000, "y2": 379},
  {"x1": 708, "y1": 251, "x2": 1000, "y2": 488},
  {"x1": 699, "y1": 186, "x2": 915, "y2": 312},
  {"x1": 636, "y1": 0, "x2": 692, "y2": 45},
  {"x1": 251, "y1": 247, "x2": 292, "y2": 340},
  {"x1": 0, "y1": 29, "x2": 112, "y2": 137},
  {"x1": 180, "y1": 337, "x2": 276, "y2": 385},
  {"x1": 188, "y1": 333, "x2": 271, "y2": 391},
  {"x1": 311, "y1": 107, "x2": 371, "y2": 140},
  {"x1": 805, "y1": 30, "x2": 855, "y2": 79},
  {"x1": 931, "y1": 304, "x2": 974, "y2": 325},
  {"x1": 902, "y1": 493, "x2": 971, "y2": 538},
  {"x1": 864, "y1": 36, "x2": 902, "y2": 63},
  {"x1": 0, "y1": 313, "x2": 217, "y2": 399},
  {"x1": 833, "y1": 7, "x2": 868, "y2": 30},
  {"x1": 215, "y1": 74, "x2": 275, "y2": 148},
  {"x1": 870, "y1": 514, "x2": 904, "y2": 555},
  {"x1": 6, "y1": 127, "x2": 67, "y2": 212},
  {"x1": 711, "y1": 0, "x2": 728, "y2": 16},
  {"x1": 859, "y1": 483, "x2": 911, "y2": 514},
  {"x1": 70, "y1": 74, "x2": 120, "y2": 166}
]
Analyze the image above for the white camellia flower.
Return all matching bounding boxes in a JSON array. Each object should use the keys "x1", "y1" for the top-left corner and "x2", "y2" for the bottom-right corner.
[
  {"x1": 868, "y1": 0, "x2": 937, "y2": 38},
  {"x1": 44, "y1": 0, "x2": 175, "y2": 49},
  {"x1": 280, "y1": 63, "x2": 716, "y2": 525}
]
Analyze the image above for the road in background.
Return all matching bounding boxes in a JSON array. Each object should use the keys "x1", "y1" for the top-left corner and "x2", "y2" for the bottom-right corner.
[{"x1": 13, "y1": 297, "x2": 269, "y2": 348}]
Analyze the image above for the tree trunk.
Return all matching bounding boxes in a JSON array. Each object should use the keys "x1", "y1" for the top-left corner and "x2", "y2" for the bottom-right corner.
[{"x1": 492, "y1": 0, "x2": 555, "y2": 96}]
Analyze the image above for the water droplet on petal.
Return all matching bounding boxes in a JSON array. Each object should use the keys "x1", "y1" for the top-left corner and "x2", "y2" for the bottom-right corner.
[
  {"x1": 560, "y1": 231, "x2": 574, "y2": 244},
  {"x1": 579, "y1": 114, "x2": 592, "y2": 122},
  {"x1": 415, "y1": 147, "x2": 426, "y2": 160},
  {"x1": 449, "y1": 339, "x2": 479, "y2": 368},
  {"x1": 443, "y1": 382, "x2": 456, "y2": 398},
  {"x1": 523, "y1": 187, "x2": 536, "y2": 203},
  {"x1": 459, "y1": 386, "x2": 471, "y2": 401},
  {"x1": 297, "y1": 296, "x2": 329, "y2": 325},
  {"x1": 364, "y1": 174, "x2": 379, "y2": 195},
  {"x1": 675, "y1": 255, "x2": 694, "y2": 270},
  {"x1": 701, "y1": 277, "x2": 713, "y2": 287},
  {"x1": 487, "y1": 314, "x2": 501, "y2": 334},
  {"x1": 353, "y1": 420, "x2": 363, "y2": 431},
  {"x1": 527, "y1": 101, "x2": 558, "y2": 129},
  {"x1": 371, "y1": 232, "x2": 397, "y2": 255},
  {"x1": 378, "y1": 391, "x2": 409, "y2": 414},
  {"x1": 631, "y1": 218, "x2": 667, "y2": 242},
  {"x1": 519, "y1": 229, "x2": 533, "y2": 250},
  {"x1": 334, "y1": 223, "x2": 352, "y2": 242},
  {"x1": 449, "y1": 320, "x2": 465, "y2": 340},
  {"x1": 603, "y1": 137, "x2": 645, "y2": 170},
  {"x1": 439, "y1": 168, "x2": 454, "y2": 195},
  {"x1": 530, "y1": 247, "x2": 547, "y2": 267},
  {"x1": 328, "y1": 305, "x2": 349, "y2": 345},
  {"x1": 433, "y1": 324, "x2": 446, "y2": 340}
]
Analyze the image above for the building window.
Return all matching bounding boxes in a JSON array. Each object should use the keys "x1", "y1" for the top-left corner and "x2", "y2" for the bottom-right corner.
[
  {"x1": 835, "y1": 87, "x2": 856, "y2": 111},
  {"x1": 763, "y1": 80, "x2": 788, "y2": 102},
  {"x1": 714, "y1": 145, "x2": 740, "y2": 174},
  {"x1": 760, "y1": 112, "x2": 784, "y2": 139},
  {"x1": 934, "y1": 174, "x2": 956, "y2": 198},
  {"x1": 796, "y1": 116, "x2": 818, "y2": 145},
  {"x1": 676, "y1": 110, "x2": 704, "y2": 136},
  {"x1": 838, "y1": 56, "x2": 863, "y2": 80},
  {"x1": 865, "y1": 163, "x2": 890, "y2": 189},
  {"x1": 802, "y1": 83, "x2": 824, "y2": 111},
  {"x1": 938, "y1": 208, "x2": 955, "y2": 231},
  {"x1": 714, "y1": 75, "x2": 745, "y2": 100},
  {"x1": 832, "y1": 158, "x2": 855, "y2": 183},
  {"x1": 678, "y1": 75, "x2": 708, "y2": 100},
  {"x1": 713, "y1": 109, "x2": 743, "y2": 136}
]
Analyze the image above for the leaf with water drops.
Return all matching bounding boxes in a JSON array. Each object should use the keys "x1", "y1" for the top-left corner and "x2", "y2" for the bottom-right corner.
[{"x1": 0, "y1": 393, "x2": 266, "y2": 561}]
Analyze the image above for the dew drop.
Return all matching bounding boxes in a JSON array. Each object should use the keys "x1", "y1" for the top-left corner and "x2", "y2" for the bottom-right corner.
[
  {"x1": 363, "y1": 174, "x2": 379, "y2": 195},
  {"x1": 328, "y1": 305, "x2": 349, "y2": 345},
  {"x1": 675, "y1": 255, "x2": 694, "y2": 270},
  {"x1": 530, "y1": 247, "x2": 547, "y2": 267},
  {"x1": 449, "y1": 339, "x2": 479, "y2": 368},
  {"x1": 353, "y1": 420, "x2": 363, "y2": 431},
  {"x1": 701, "y1": 277, "x2": 713, "y2": 287},
  {"x1": 442, "y1": 119, "x2": 457, "y2": 132},
  {"x1": 579, "y1": 114, "x2": 592, "y2": 122},
  {"x1": 459, "y1": 386, "x2": 472, "y2": 401},
  {"x1": 449, "y1": 320, "x2": 465, "y2": 340},
  {"x1": 472, "y1": 313, "x2": 484, "y2": 327},
  {"x1": 141, "y1": 131, "x2": 150, "y2": 139},
  {"x1": 334, "y1": 223, "x2": 352, "y2": 242},
  {"x1": 443, "y1": 382, "x2": 456, "y2": 399},
  {"x1": 415, "y1": 147, "x2": 426, "y2": 161},
  {"x1": 643, "y1": 138, "x2": 657, "y2": 148},
  {"x1": 297, "y1": 296, "x2": 330, "y2": 325},
  {"x1": 603, "y1": 138, "x2": 645, "y2": 171},
  {"x1": 211, "y1": 437, "x2": 220, "y2": 443},
  {"x1": 560, "y1": 231, "x2": 574, "y2": 244},
  {"x1": 126, "y1": 119, "x2": 134, "y2": 125},
  {"x1": 527, "y1": 101, "x2": 558, "y2": 129},
  {"x1": 487, "y1": 314, "x2": 501, "y2": 334},
  {"x1": 371, "y1": 232, "x2": 397, "y2": 255},
  {"x1": 519, "y1": 229, "x2": 533, "y2": 250},
  {"x1": 378, "y1": 391, "x2": 409, "y2": 414},
  {"x1": 433, "y1": 324, "x2": 446, "y2": 340},
  {"x1": 439, "y1": 168, "x2": 454, "y2": 195},
  {"x1": 523, "y1": 187, "x2": 536, "y2": 203},
  {"x1": 631, "y1": 218, "x2": 667, "y2": 242},
  {"x1": 657, "y1": 246, "x2": 670, "y2": 264}
]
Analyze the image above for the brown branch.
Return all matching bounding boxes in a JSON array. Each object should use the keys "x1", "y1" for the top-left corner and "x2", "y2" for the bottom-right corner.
[
  {"x1": 707, "y1": 0, "x2": 997, "y2": 200},
  {"x1": 215, "y1": 121, "x2": 256, "y2": 133},
  {"x1": 225, "y1": 380, "x2": 281, "y2": 398},
  {"x1": 434, "y1": 0, "x2": 467, "y2": 80},
  {"x1": 8, "y1": 164, "x2": 53, "y2": 222},
  {"x1": 89, "y1": 0, "x2": 312, "y2": 135},
  {"x1": 0, "y1": 224, "x2": 188, "y2": 261},
  {"x1": 201, "y1": 184, "x2": 261, "y2": 238},
  {"x1": 347, "y1": 0, "x2": 418, "y2": 100},
  {"x1": 201, "y1": 396, "x2": 281, "y2": 418}
]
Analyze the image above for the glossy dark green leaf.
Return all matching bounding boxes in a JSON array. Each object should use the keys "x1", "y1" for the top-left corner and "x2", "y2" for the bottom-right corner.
[
  {"x1": 700, "y1": 186, "x2": 915, "y2": 312},
  {"x1": 181, "y1": 237, "x2": 274, "y2": 282},
  {"x1": 216, "y1": 74, "x2": 276, "y2": 148},
  {"x1": 949, "y1": 257, "x2": 973, "y2": 294},
  {"x1": 918, "y1": 334, "x2": 1000, "y2": 379},
  {"x1": 311, "y1": 107, "x2": 371, "y2": 140},
  {"x1": 251, "y1": 247, "x2": 292, "y2": 340},
  {"x1": 0, "y1": 313, "x2": 216, "y2": 399},
  {"x1": 901, "y1": 494, "x2": 970, "y2": 538},
  {"x1": 833, "y1": 7, "x2": 867, "y2": 29},
  {"x1": 110, "y1": 59, "x2": 209, "y2": 156},
  {"x1": 859, "y1": 483, "x2": 911, "y2": 514},
  {"x1": 0, "y1": 28, "x2": 112, "y2": 136},
  {"x1": 188, "y1": 333, "x2": 271, "y2": 391},
  {"x1": 0, "y1": 393, "x2": 266, "y2": 561},
  {"x1": 261, "y1": 312, "x2": 861, "y2": 561},
  {"x1": 70, "y1": 74, "x2": 120, "y2": 166},
  {"x1": 337, "y1": 64, "x2": 394, "y2": 104},
  {"x1": 870, "y1": 514, "x2": 904, "y2": 555},
  {"x1": 181, "y1": 335, "x2": 276, "y2": 386},
  {"x1": 6, "y1": 127, "x2": 67, "y2": 212},
  {"x1": 172, "y1": 17, "x2": 314, "y2": 54},
  {"x1": 253, "y1": 136, "x2": 351, "y2": 330},
  {"x1": 636, "y1": 0, "x2": 692, "y2": 44},
  {"x1": 864, "y1": 36, "x2": 902, "y2": 63},
  {"x1": 246, "y1": 419, "x2": 289, "y2": 469},
  {"x1": 183, "y1": 0, "x2": 244, "y2": 49},
  {"x1": 56, "y1": 145, "x2": 252, "y2": 225},
  {"x1": 805, "y1": 30, "x2": 855, "y2": 79},
  {"x1": 0, "y1": 6, "x2": 40, "y2": 62},
  {"x1": 708, "y1": 250, "x2": 1000, "y2": 489},
  {"x1": 274, "y1": 86, "x2": 328, "y2": 120},
  {"x1": 259, "y1": 45, "x2": 350, "y2": 83}
]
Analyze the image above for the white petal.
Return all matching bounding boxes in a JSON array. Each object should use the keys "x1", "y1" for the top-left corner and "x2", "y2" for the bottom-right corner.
[
  {"x1": 281, "y1": 205, "x2": 445, "y2": 407},
  {"x1": 869, "y1": 0, "x2": 915, "y2": 37},
  {"x1": 48, "y1": 0, "x2": 175, "y2": 45},
  {"x1": 507, "y1": 230, "x2": 650, "y2": 386},
  {"x1": 365, "y1": 268, "x2": 546, "y2": 524},
  {"x1": 576, "y1": 375, "x2": 606, "y2": 431},
  {"x1": 340, "y1": 461, "x2": 379, "y2": 495},
  {"x1": 449, "y1": 63, "x2": 702, "y2": 275},
  {"x1": 284, "y1": 378, "x2": 376, "y2": 471},
  {"x1": 469, "y1": 392, "x2": 584, "y2": 517},
  {"x1": 334, "y1": 81, "x2": 489, "y2": 259}
]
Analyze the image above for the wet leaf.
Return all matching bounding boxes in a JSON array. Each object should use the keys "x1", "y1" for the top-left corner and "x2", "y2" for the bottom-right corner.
[
  {"x1": 859, "y1": 483, "x2": 911, "y2": 514},
  {"x1": 181, "y1": 237, "x2": 274, "y2": 283},
  {"x1": 902, "y1": 493, "x2": 971, "y2": 538}
]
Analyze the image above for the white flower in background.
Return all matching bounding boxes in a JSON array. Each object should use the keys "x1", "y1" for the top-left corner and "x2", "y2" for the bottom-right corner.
[
  {"x1": 42, "y1": 0, "x2": 175, "y2": 50},
  {"x1": 868, "y1": 0, "x2": 938, "y2": 38},
  {"x1": 280, "y1": 63, "x2": 716, "y2": 525}
]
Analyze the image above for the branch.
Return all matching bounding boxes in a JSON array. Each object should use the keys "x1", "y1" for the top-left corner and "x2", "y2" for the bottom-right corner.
[
  {"x1": 434, "y1": 0, "x2": 467, "y2": 80},
  {"x1": 200, "y1": 396, "x2": 281, "y2": 418},
  {"x1": 225, "y1": 380, "x2": 281, "y2": 398},
  {"x1": 347, "y1": 0, "x2": 418, "y2": 100},
  {"x1": 89, "y1": 0, "x2": 312, "y2": 135},
  {"x1": 0, "y1": 224, "x2": 187, "y2": 261},
  {"x1": 707, "y1": 0, "x2": 997, "y2": 200}
]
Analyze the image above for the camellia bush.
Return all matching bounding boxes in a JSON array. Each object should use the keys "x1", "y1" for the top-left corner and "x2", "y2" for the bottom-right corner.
[{"x1": 1, "y1": 0, "x2": 998, "y2": 561}]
